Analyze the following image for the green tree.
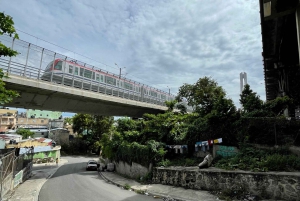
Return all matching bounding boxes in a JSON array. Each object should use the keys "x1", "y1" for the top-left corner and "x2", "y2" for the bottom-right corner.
[
  {"x1": 176, "y1": 76, "x2": 238, "y2": 147},
  {"x1": 16, "y1": 128, "x2": 34, "y2": 139},
  {"x1": 176, "y1": 76, "x2": 226, "y2": 115},
  {"x1": 63, "y1": 117, "x2": 73, "y2": 126},
  {"x1": 240, "y1": 84, "x2": 263, "y2": 113},
  {"x1": 72, "y1": 114, "x2": 93, "y2": 135},
  {"x1": 72, "y1": 113, "x2": 113, "y2": 153},
  {"x1": 0, "y1": 12, "x2": 19, "y2": 104}
]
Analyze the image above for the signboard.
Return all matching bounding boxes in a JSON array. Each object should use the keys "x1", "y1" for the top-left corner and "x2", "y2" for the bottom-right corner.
[{"x1": 13, "y1": 170, "x2": 23, "y2": 188}]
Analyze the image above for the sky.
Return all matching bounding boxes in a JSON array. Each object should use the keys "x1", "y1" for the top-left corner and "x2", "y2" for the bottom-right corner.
[{"x1": 1, "y1": 0, "x2": 265, "y2": 114}]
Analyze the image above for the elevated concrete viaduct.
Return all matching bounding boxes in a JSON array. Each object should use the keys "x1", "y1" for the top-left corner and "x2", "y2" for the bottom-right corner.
[{"x1": 3, "y1": 74, "x2": 167, "y2": 117}]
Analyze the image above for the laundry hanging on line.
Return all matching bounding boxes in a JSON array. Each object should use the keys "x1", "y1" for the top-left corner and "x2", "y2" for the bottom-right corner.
[
  {"x1": 194, "y1": 138, "x2": 222, "y2": 152},
  {"x1": 166, "y1": 145, "x2": 188, "y2": 154}
]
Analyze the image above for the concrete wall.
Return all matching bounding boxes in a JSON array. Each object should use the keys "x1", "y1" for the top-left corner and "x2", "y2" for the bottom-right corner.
[
  {"x1": 114, "y1": 160, "x2": 152, "y2": 179},
  {"x1": 152, "y1": 167, "x2": 300, "y2": 201}
]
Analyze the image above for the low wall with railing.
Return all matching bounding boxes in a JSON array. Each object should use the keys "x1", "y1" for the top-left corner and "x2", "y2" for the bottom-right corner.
[{"x1": 152, "y1": 167, "x2": 300, "y2": 201}]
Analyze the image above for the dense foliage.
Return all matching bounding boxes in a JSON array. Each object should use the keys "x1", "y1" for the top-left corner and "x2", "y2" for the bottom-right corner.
[
  {"x1": 71, "y1": 114, "x2": 113, "y2": 153},
  {"x1": 78, "y1": 77, "x2": 299, "y2": 172},
  {"x1": 214, "y1": 144, "x2": 300, "y2": 171},
  {"x1": 0, "y1": 12, "x2": 19, "y2": 104}
]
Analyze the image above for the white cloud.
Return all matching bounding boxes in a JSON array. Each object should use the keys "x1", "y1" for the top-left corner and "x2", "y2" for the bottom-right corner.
[{"x1": 1, "y1": 0, "x2": 265, "y2": 108}]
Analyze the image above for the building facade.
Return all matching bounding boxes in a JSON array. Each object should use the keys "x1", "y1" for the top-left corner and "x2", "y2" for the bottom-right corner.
[
  {"x1": 0, "y1": 109, "x2": 17, "y2": 133},
  {"x1": 26, "y1": 109, "x2": 62, "y2": 119},
  {"x1": 17, "y1": 118, "x2": 49, "y2": 127}
]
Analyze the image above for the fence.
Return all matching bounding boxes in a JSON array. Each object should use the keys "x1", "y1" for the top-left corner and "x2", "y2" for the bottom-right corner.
[
  {"x1": 0, "y1": 149, "x2": 33, "y2": 199},
  {"x1": 0, "y1": 34, "x2": 174, "y2": 106}
]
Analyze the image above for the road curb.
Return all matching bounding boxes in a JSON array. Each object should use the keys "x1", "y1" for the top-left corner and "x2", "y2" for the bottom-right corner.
[{"x1": 98, "y1": 171, "x2": 187, "y2": 201}]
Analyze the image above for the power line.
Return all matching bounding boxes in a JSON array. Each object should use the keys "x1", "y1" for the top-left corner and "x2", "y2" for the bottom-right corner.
[{"x1": 16, "y1": 29, "x2": 118, "y2": 71}]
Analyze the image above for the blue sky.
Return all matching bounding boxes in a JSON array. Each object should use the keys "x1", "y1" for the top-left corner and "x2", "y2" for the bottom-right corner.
[{"x1": 1, "y1": 0, "x2": 265, "y2": 114}]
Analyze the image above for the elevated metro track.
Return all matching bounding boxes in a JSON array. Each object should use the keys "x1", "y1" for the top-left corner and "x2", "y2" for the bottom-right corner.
[
  {"x1": 2, "y1": 74, "x2": 167, "y2": 117},
  {"x1": 0, "y1": 34, "x2": 172, "y2": 117}
]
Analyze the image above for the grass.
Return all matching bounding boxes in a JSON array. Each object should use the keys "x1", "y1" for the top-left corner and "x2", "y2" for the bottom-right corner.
[
  {"x1": 157, "y1": 156, "x2": 200, "y2": 167},
  {"x1": 123, "y1": 183, "x2": 131, "y2": 190},
  {"x1": 214, "y1": 144, "x2": 300, "y2": 172}
]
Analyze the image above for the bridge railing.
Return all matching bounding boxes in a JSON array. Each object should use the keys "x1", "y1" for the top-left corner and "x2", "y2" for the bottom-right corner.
[{"x1": 0, "y1": 35, "x2": 176, "y2": 107}]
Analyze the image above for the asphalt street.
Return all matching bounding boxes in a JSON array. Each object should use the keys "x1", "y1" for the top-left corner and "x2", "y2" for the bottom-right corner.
[{"x1": 38, "y1": 156, "x2": 160, "y2": 201}]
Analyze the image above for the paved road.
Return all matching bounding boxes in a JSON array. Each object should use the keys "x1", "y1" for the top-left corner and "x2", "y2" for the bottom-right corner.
[{"x1": 38, "y1": 156, "x2": 160, "y2": 201}]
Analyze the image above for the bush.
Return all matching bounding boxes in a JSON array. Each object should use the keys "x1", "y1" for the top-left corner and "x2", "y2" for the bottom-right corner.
[
  {"x1": 157, "y1": 156, "x2": 199, "y2": 167},
  {"x1": 123, "y1": 183, "x2": 131, "y2": 190},
  {"x1": 214, "y1": 144, "x2": 300, "y2": 172}
]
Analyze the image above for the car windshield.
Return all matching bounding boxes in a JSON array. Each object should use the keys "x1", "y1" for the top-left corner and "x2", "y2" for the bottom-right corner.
[{"x1": 89, "y1": 162, "x2": 97, "y2": 164}]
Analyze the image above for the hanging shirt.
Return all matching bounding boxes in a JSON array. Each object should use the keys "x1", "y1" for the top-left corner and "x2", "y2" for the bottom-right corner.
[{"x1": 217, "y1": 138, "x2": 223, "y2": 143}]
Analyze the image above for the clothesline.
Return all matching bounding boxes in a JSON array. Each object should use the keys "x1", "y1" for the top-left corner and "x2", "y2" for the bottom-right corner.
[
  {"x1": 195, "y1": 138, "x2": 223, "y2": 152},
  {"x1": 165, "y1": 145, "x2": 188, "y2": 154}
]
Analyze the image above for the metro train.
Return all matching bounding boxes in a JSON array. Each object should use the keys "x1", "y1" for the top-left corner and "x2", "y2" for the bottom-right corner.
[{"x1": 41, "y1": 59, "x2": 174, "y2": 104}]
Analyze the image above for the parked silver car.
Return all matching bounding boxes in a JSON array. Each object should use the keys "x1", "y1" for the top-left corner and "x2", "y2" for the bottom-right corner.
[{"x1": 86, "y1": 160, "x2": 98, "y2": 171}]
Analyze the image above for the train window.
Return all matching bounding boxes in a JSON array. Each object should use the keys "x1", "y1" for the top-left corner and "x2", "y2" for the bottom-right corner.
[
  {"x1": 74, "y1": 67, "x2": 79, "y2": 75},
  {"x1": 69, "y1": 65, "x2": 73, "y2": 74},
  {"x1": 92, "y1": 72, "x2": 95, "y2": 80},
  {"x1": 117, "y1": 80, "x2": 119, "y2": 87},
  {"x1": 45, "y1": 61, "x2": 53, "y2": 72},
  {"x1": 124, "y1": 82, "x2": 133, "y2": 90},
  {"x1": 120, "y1": 81, "x2": 123, "y2": 88},
  {"x1": 100, "y1": 75, "x2": 104, "y2": 82},
  {"x1": 161, "y1": 95, "x2": 166, "y2": 100},
  {"x1": 151, "y1": 91, "x2": 157, "y2": 97},
  {"x1": 84, "y1": 70, "x2": 92, "y2": 79},
  {"x1": 96, "y1": 74, "x2": 100, "y2": 81},
  {"x1": 105, "y1": 76, "x2": 116, "y2": 85},
  {"x1": 54, "y1": 61, "x2": 63, "y2": 70},
  {"x1": 80, "y1": 68, "x2": 84, "y2": 76}
]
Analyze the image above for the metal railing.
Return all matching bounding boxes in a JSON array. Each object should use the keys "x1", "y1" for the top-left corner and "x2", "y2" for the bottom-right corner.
[{"x1": 0, "y1": 34, "x2": 175, "y2": 107}]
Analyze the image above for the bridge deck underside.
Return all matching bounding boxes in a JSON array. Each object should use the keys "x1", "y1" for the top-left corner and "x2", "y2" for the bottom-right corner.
[
  {"x1": 260, "y1": 0, "x2": 300, "y2": 101},
  {"x1": 3, "y1": 76, "x2": 166, "y2": 117}
]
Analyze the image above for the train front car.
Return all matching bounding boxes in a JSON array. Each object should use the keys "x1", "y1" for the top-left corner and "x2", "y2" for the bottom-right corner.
[{"x1": 41, "y1": 59, "x2": 64, "y2": 82}]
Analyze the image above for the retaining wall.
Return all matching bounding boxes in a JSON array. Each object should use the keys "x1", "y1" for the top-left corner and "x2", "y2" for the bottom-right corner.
[
  {"x1": 152, "y1": 167, "x2": 300, "y2": 201},
  {"x1": 114, "y1": 160, "x2": 152, "y2": 179}
]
